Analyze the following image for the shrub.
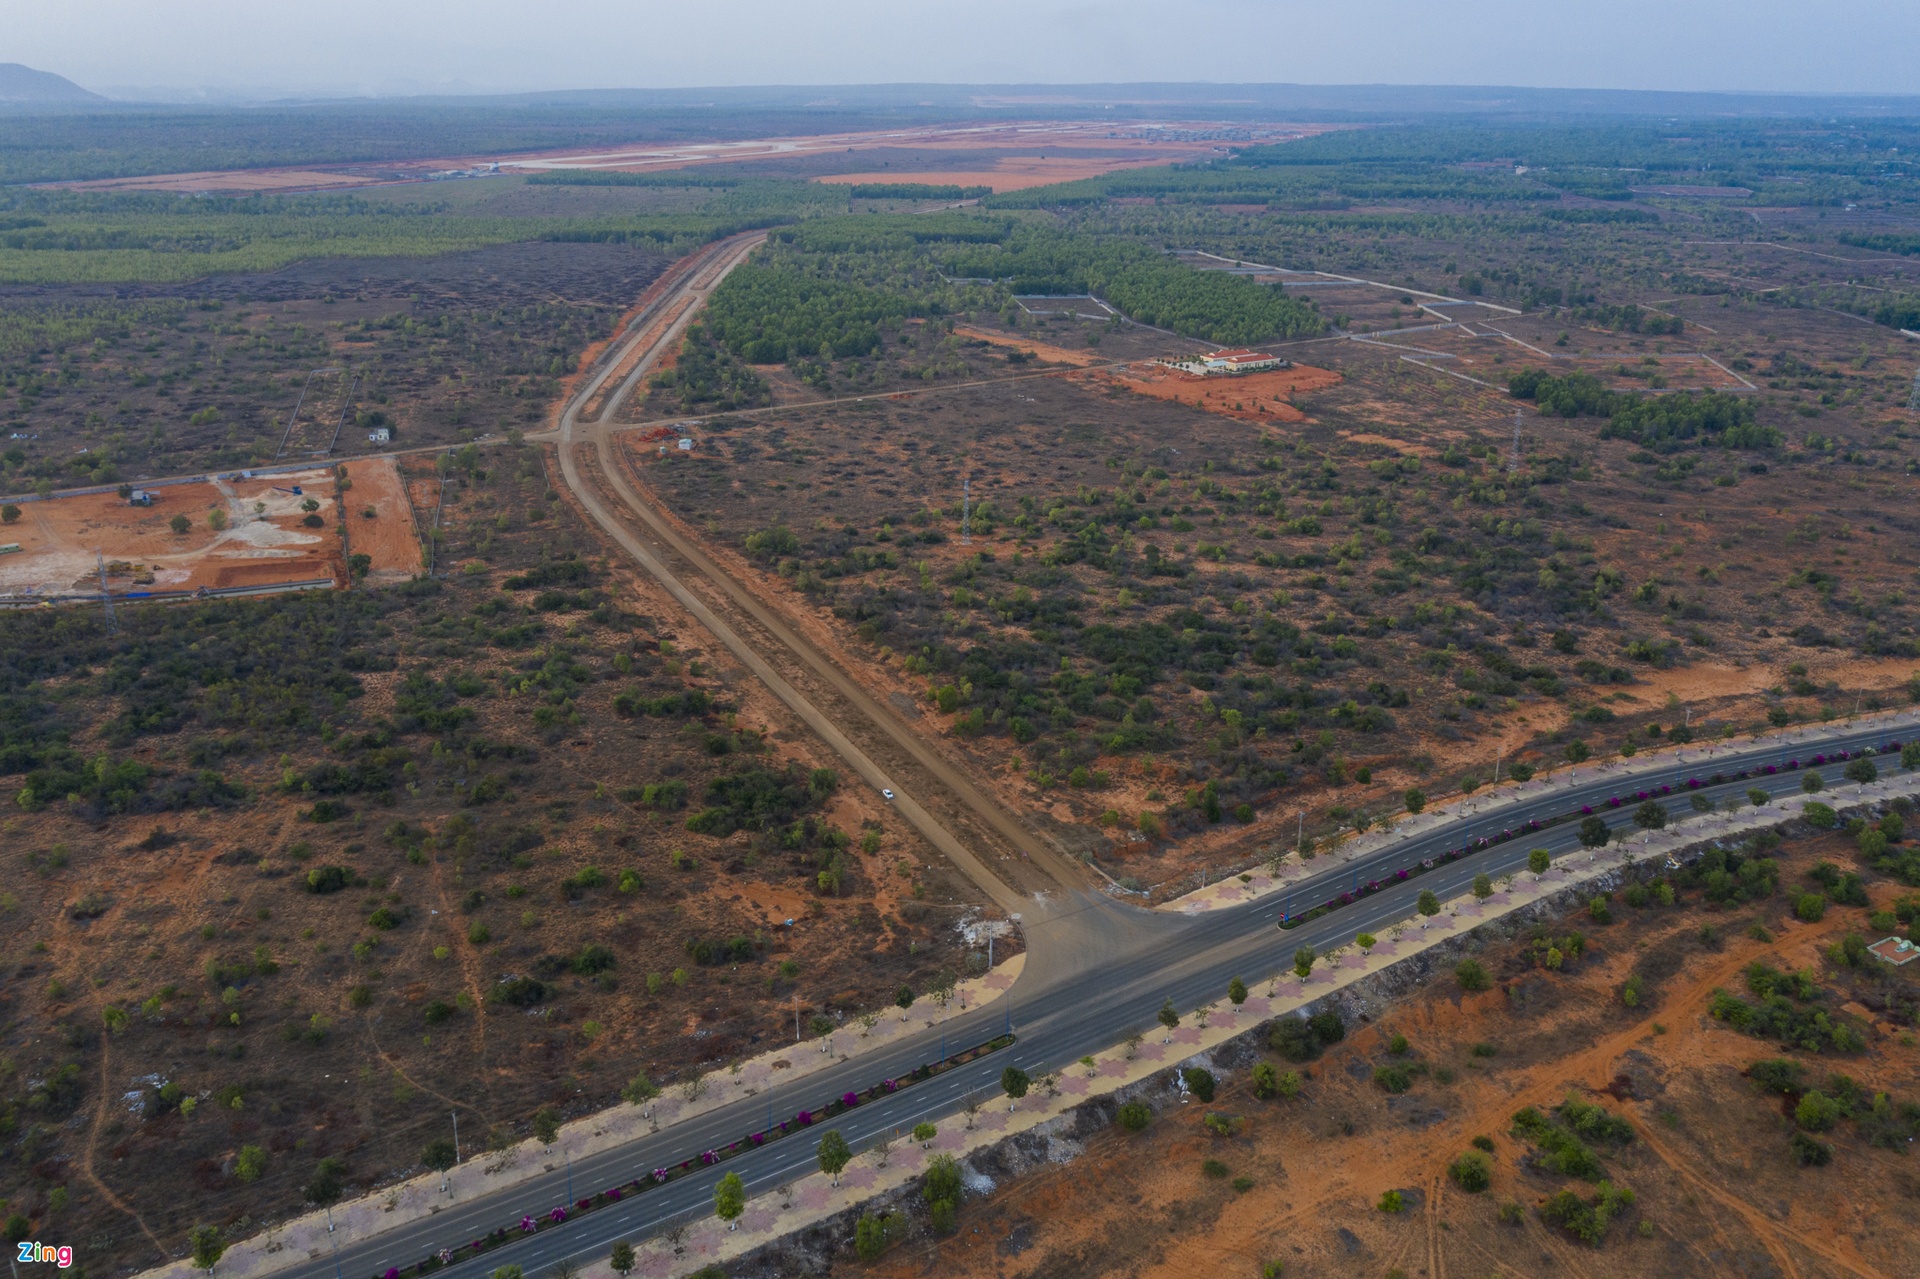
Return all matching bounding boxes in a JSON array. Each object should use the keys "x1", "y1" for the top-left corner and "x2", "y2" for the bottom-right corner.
[
  {"x1": 1793, "y1": 893, "x2": 1827, "y2": 924},
  {"x1": 304, "y1": 865, "x2": 352, "y2": 894},
  {"x1": 1377, "y1": 1189, "x2": 1406, "y2": 1213},
  {"x1": 1789, "y1": 1131, "x2": 1834, "y2": 1166},
  {"x1": 1448, "y1": 1151, "x2": 1492, "y2": 1192},
  {"x1": 1802, "y1": 801, "x2": 1838, "y2": 829},
  {"x1": 1182, "y1": 1067, "x2": 1216, "y2": 1103},
  {"x1": 1116, "y1": 1101, "x2": 1152, "y2": 1132},
  {"x1": 1589, "y1": 895, "x2": 1614, "y2": 925},
  {"x1": 1201, "y1": 1158, "x2": 1230, "y2": 1179},
  {"x1": 1471, "y1": 1134, "x2": 1495, "y2": 1152},
  {"x1": 488, "y1": 976, "x2": 549, "y2": 1006},
  {"x1": 1403, "y1": 788, "x2": 1426, "y2": 813},
  {"x1": 1455, "y1": 959, "x2": 1492, "y2": 992},
  {"x1": 1794, "y1": 1090, "x2": 1843, "y2": 1132},
  {"x1": 1539, "y1": 1182, "x2": 1635, "y2": 1245},
  {"x1": 367, "y1": 904, "x2": 407, "y2": 930},
  {"x1": 1373, "y1": 1066, "x2": 1412, "y2": 1094},
  {"x1": 1387, "y1": 1033, "x2": 1410, "y2": 1057},
  {"x1": 1269, "y1": 1011, "x2": 1344, "y2": 1062},
  {"x1": 853, "y1": 1211, "x2": 904, "y2": 1261},
  {"x1": 1274, "y1": 1069, "x2": 1302, "y2": 1099}
]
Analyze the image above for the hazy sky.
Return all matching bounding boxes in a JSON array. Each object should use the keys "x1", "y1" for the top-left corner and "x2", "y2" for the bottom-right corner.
[{"x1": 8, "y1": 0, "x2": 1920, "y2": 101}]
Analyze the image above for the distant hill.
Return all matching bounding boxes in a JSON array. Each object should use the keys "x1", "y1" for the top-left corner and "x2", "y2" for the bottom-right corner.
[{"x1": 0, "y1": 63, "x2": 105, "y2": 104}]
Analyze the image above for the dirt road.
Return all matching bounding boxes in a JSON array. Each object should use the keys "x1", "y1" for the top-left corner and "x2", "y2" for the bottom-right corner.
[{"x1": 553, "y1": 234, "x2": 1102, "y2": 941}]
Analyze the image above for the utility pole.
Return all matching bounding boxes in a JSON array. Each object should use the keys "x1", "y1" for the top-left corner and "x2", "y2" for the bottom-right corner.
[
  {"x1": 96, "y1": 553, "x2": 115, "y2": 634},
  {"x1": 1507, "y1": 408, "x2": 1522, "y2": 474},
  {"x1": 451, "y1": 1111, "x2": 460, "y2": 1165}
]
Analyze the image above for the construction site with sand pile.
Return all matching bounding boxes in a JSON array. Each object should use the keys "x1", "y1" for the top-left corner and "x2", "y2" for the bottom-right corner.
[{"x1": 0, "y1": 455, "x2": 422, "y2": 603}]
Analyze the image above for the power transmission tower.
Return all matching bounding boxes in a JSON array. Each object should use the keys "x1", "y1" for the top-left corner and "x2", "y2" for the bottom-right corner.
[
  {"x1": 96, "y1": 552, "x2": 116, "y2": 634},
  {"x1": 1908, "y1": 365, "x2": 1920, "y2": 413},
  {"x1": 1506, "y1": 408, "x2": 1523, "y2": 474}
]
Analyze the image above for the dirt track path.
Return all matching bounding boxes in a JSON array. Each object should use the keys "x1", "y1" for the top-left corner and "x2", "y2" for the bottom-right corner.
[{"x1": 550, "y1": 234, "x2": 1094, "y2": 935}]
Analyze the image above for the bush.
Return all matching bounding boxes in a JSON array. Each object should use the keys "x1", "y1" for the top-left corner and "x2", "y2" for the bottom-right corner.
[
  {"x1": 296, "y1": 864, "x2": 348, "y2": 894},
  {"x1": 1794, "y1": 1090, "x2": 1843, "y2": 1132},
  {"x1": 1589, "y1": 895, "x2": 1614, "y2": 925},
  {"x1": 1201, "y1": 1158, "x2": 1230, "y2": 1179},
  {"x1": 1448, "y1": 1151, "x2": 1492, "y2": 1192},
  {"x1": 1183, "y1": 1067, "x2": 1216, "y2": 1103},
  {"x1": 1455, "y1": 959, "x2": 1491, "y2": 992},
  {"x1": 853, "y1": 1211, "x2": 904, "y2": 1261},
  {"x1": 1793, "y1": 893, "x2": 1827, "y2": 924},
  {"x1": 1373, "y1": 1065, "x2": 1412, "y2": 1094},
  {"x1": 1789, "y1": 1131, "x2": 1834, "y2": 1166},
  {"x1": 1403, "y1": 788, "x2": 1426, "y2": 813},
  {"x1": 1802, "y1": 801, "x2": 1838, "y2": 829},
  {"x1": 1269, "y1": 1011, "x2": 1344, "y2": 1062},
  {"x1": 1539, "y1": 1182, "x2": 1635, "y2": 1245},
  {"x1": 1116, "y1": 1100, "x2": 1152, "y2": 1132},
  {"x1": 1377, "y1": 1189, "x2": 1406, "y2": 1213}
]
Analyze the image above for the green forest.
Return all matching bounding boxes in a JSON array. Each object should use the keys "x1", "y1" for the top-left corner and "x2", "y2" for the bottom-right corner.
[
  {"x1": 693, "y1": 212, "x2": 1323, "y2": 371},
  {"x1": 0, "y1": 186, "x2": 835, "y2": 285},
  {"x1": 1508, "y1": 369, "x2": 1781, "y2": 451}
]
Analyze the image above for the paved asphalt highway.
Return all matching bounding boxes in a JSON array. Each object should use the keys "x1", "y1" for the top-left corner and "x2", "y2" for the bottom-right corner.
[{"x1": 283, "y1": 719, "x2": 1909, "y2": 1279}]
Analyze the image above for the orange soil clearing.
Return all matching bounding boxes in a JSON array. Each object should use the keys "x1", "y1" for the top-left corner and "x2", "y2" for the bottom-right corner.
[
  {"x1": 1096, "y1": 361, "x2": 1345, "y2": 423},
  {"x1": 339, "y1": 456, "x2": 423, "y2": 579},
  {"x1": 951, "y1": 325, "x2": 1109, "y2": 367},
  {"x1": 60, "y1": 169, "x2": 386, "y2": 195},
  {"x1": 0, "y1": 469, "x2": 342, "y2": 596}
]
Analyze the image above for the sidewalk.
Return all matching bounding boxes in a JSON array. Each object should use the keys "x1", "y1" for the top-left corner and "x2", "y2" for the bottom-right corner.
[
  {"x1": 1161, "y1": 706, "x2": 1920, "y2": 916},
  {"x1": 153, "y1": 957, "x2": 1022, "y2": 1279}
]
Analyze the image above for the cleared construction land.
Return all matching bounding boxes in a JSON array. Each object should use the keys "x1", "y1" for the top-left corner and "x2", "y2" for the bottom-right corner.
[{"x1": 0, "y1": 456, "x2": 421, "y2": 600}]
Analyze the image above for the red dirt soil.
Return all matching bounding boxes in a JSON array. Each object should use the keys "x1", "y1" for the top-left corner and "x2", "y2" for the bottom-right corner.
[
  {"x1": 1094, "y1": 361, "x2": 1346, "y2": 423},
  {"x1": 340, "y1": 456, "x2": 423, "y2": 579},
  {"x1": 951, "y1": 325, "x2": 1111, "y2": 368},
  {"x1": 0, "y1": 469, "x2": 344, "y2": 596}
]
